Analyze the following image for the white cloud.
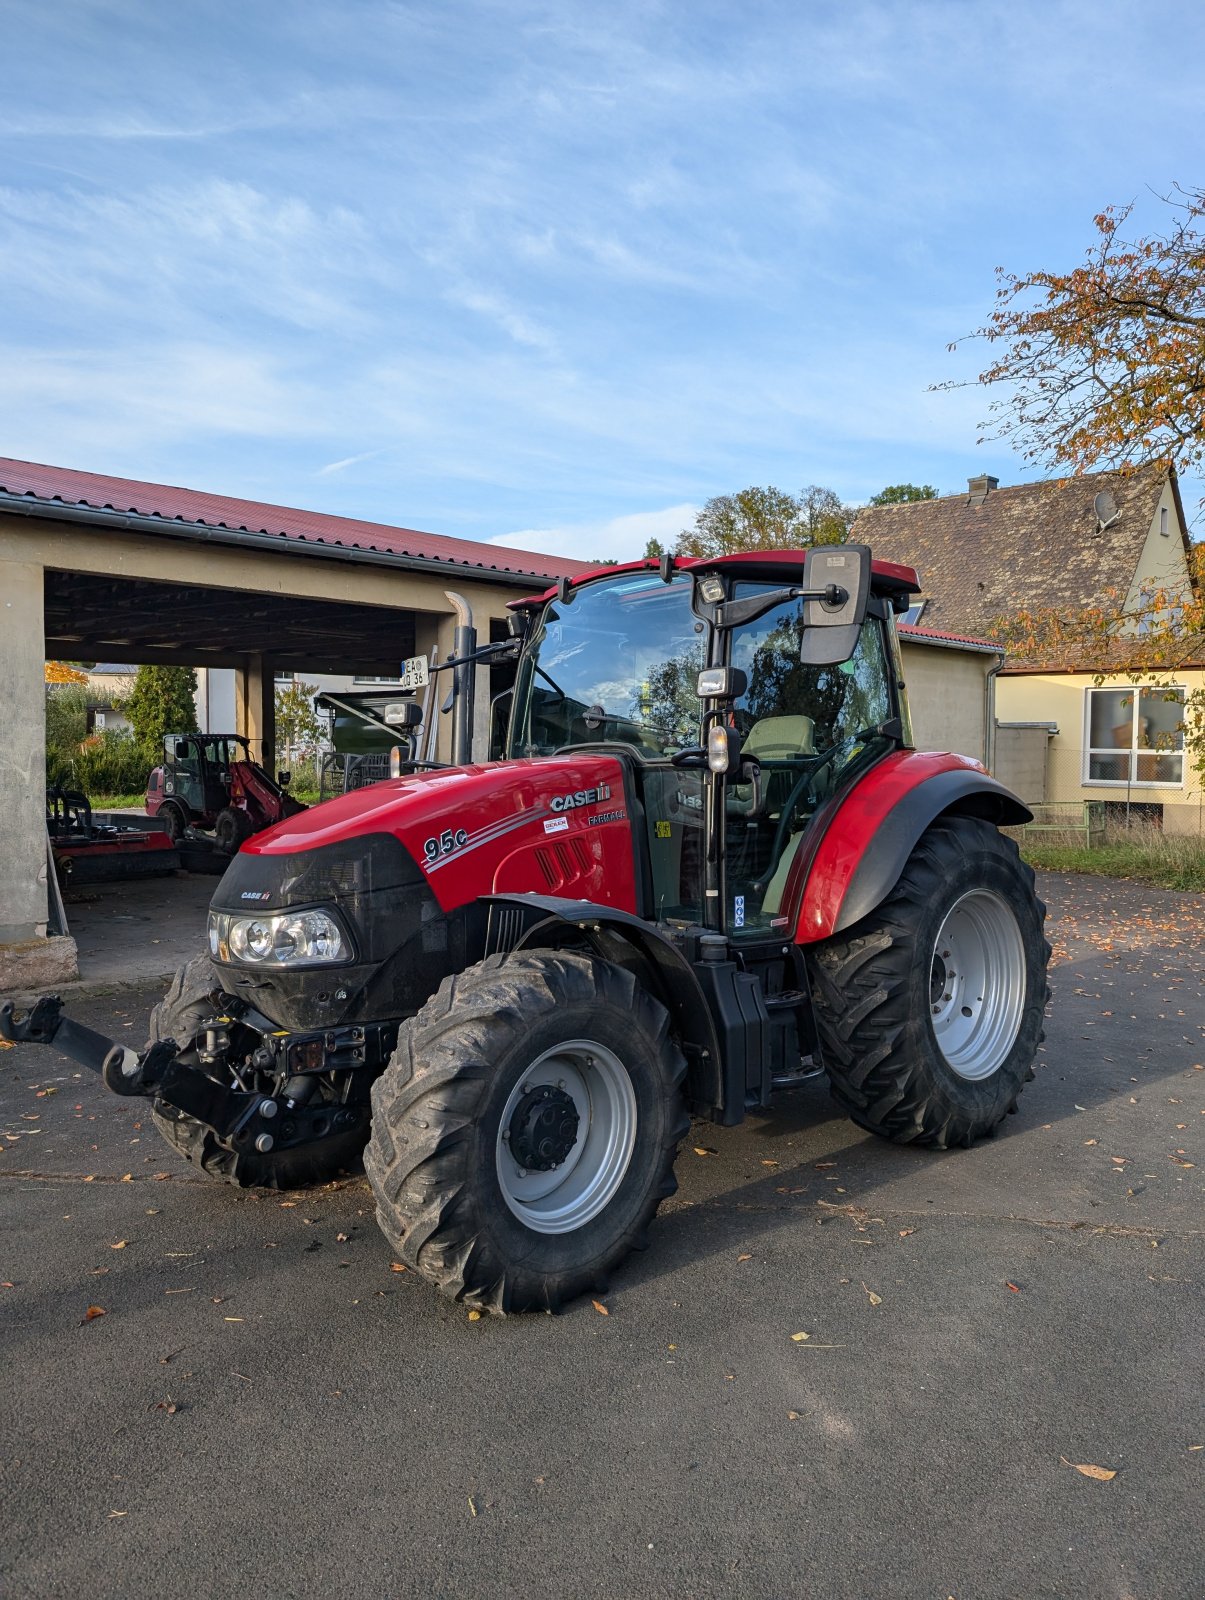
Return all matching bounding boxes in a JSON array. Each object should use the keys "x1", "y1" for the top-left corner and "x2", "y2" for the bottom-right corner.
[{"x1": 490, "y1": 503, "x2": 699, "y2": 564}]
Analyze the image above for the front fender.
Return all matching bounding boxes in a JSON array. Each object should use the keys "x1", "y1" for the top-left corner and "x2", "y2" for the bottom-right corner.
[{"x1": 793, "y1": 752, "x2": 1032, "y2": 944}]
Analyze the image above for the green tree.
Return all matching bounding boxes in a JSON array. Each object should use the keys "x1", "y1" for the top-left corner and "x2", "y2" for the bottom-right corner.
[
  {"x1": 869, "y1": 483, "x2": 938, "y2": 505},
  {"x1": 642, "y1": 536, "x2": 666, "y2": 560},
  {"x1": 126, "y1": 665, "x2": 198, "y2": 757},
  {"x1": 676, "y1": 484, "x2": 851, "y2": 558},
  {"x1": 275, "y1": 679, "x2": 323, "y2": 755},
  {"x1": 797, "y1": 484, "x2": 853, "y2": 545}
]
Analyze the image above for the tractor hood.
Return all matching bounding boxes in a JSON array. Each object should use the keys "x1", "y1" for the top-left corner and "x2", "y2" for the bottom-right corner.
[{"x1": 237, "y1": 754, "x2": 640, "y2": 916}]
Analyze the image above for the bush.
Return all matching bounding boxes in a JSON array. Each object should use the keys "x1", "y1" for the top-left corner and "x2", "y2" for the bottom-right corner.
[
  {"x1": 126, "y1": 665, "x2": 198, "y2": 757},
  {"x1": 48, "y1": 729, "x2": 150, "y2": 799}
]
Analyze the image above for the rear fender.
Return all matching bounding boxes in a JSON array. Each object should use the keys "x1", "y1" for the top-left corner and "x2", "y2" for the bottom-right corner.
[
  {"x1": 793, "y1": 752, "x2": 1032, "y2": 944},
  {"x1": 481, "y1": 894, "x2": 723, "y2": 1112}
]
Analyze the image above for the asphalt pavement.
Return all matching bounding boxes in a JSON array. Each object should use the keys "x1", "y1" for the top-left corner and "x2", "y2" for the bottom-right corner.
[{"x1": 2, "y1": 873, "x2": 1202, "y2": 1600}]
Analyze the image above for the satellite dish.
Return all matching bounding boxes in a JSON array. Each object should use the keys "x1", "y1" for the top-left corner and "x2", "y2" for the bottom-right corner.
[{"x1": 1093, "y1": 490, "x2": 1121, "y2": 531}]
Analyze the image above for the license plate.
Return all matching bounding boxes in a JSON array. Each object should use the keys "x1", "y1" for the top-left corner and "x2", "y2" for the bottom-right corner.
[{"x1": 398, "y1": 655, "x2": 430, "y2": 692}]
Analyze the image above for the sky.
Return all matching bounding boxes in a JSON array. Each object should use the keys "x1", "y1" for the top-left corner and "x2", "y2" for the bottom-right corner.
[{"x1": 3, "y1": 0, "x2": 1203, "y2": 563}]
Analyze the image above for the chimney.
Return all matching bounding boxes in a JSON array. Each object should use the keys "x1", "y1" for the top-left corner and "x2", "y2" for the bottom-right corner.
[{"x1": 967, "y1": 474, "x2": 999, "y2": 506}]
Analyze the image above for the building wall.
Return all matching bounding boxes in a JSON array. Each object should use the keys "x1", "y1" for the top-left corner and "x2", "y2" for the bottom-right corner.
[
  {"x1": 1125, "y1": 480, "x2": 1193, "y2": 614},
  {"x1": 997, "y1": 670, "x2": 1204, "y2": 836},
  {"x1": 899, "y1": 640, "x2": 994, "y2": 764}
]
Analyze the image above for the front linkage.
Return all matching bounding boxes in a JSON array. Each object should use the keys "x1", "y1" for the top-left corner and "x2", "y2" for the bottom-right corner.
[{"x1": 0, "y1": 993, "x2": 378, "y2": 1163}]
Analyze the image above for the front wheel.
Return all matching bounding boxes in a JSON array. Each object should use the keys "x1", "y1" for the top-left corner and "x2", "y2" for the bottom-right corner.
[
  {"x1": 365, "y1": 951, "x2": 689, "y2": 1314},
  {"x1": 808, "y1": 815, "x2": 1050, "y2": 1149}
]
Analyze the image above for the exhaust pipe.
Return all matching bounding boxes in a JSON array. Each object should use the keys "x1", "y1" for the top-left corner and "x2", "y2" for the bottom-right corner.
[{"x1": 444, "y1": 590, "x2": 477, "y2": 766}]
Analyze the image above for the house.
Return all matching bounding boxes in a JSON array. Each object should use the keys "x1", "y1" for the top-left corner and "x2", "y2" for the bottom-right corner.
[{"x1": 854, "y1": 466, "x2": 1204, "y2": 837}]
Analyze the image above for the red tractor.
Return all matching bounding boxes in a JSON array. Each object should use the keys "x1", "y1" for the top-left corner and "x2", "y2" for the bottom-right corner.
[
  {"x1": 146, "y1": 732, "x2": 305, "y2": 852},
  {"x1": 4, "y1": 547, "x2": 1050, "y2": 1314}
]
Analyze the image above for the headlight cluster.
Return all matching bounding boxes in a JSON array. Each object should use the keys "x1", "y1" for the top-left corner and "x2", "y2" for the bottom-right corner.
[{"x1": 208, "y1": 908, "x2": 350, "y2": 967}]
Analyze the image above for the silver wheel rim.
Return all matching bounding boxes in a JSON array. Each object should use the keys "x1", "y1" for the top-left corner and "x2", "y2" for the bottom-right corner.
[
  {"x1": 495, "y1": 1039, "x2": 637, "y2": 1235},
  {"x1": 929, "y1": 889, "x2": 1026, "y2": 1081}
]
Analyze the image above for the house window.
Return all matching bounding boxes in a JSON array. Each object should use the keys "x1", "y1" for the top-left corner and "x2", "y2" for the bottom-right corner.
[
  {"x1": 1160, "y1": 507, "x2": 1169, "y2": 536},
  {"x1": 1085, "y1": 686, "x2": 1185, "y2": 786},
  {"x1": 902, "y1": 601, "x2": 927, "y2": 625},
  {"x1": 354, "y1": 674, "x2": 403, "y2": 685}
]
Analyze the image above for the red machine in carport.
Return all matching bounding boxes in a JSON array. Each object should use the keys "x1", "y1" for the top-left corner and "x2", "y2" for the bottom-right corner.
[
  {"x1": 146, "y1": 733, "x2": 304, "y2": 853},
  {"x1": 4, "y1": 545, "x2": 1050, "y2": 1316}
]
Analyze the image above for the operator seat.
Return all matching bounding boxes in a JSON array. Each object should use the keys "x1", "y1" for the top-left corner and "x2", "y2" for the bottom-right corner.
[{"x1": 731, "y1": 714, "x2": 815, "y2": 816}]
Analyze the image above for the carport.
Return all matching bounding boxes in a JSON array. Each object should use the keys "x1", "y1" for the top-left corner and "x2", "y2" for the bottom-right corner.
[{"x1": 0, "y1": 458, "x2": 586, "y2": 981}]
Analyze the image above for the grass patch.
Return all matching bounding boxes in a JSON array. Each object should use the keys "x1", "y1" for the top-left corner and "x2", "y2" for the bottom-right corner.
[
  {"x1": 85, "y1": 792, "x2": 148, "y2": 811},
  {"x1": 1021, "y1": 827, "x2": 1205, "y2": 892}
]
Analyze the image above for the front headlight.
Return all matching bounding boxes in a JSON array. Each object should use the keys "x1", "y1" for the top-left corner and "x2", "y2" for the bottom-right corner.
[{"x1": 208, "y1": 907, "x2": 351, "y2": 967}]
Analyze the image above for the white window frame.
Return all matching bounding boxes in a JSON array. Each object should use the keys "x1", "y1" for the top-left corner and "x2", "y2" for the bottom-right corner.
[
  {"x1": 902, "y1": 601, "x2": 927, "y2": 625},
  {"x1": 1082, "y1": 684, "x2": 1187, "y2": 789},
  {"x1": 353, "y1": 674, "x2": 404, "y2": 685}
]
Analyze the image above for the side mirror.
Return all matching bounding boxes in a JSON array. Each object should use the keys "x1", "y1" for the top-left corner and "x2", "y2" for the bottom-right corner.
[
  {"x1": 384, "y1": 701, "x2": 422, "y2": 728},
  {"x1": 801, "y1": 544, "x2": 872, "y2": 665},
  {"x1": 174, "y1": 740, "x2": 190, "y2": 759}
]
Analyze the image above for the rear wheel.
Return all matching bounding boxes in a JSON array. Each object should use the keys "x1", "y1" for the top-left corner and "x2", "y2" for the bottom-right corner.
[
  {"x1": 808, "y1": 815, "x2": 1050, "y2": 1148},
  {"x1": 365, "y1": 950, "x2": 688, "y2": 1314},
  {"x1": 214, "y1": 807, "x2": 252, "y2": 854},
  {"x1": 148, "y1": 956, "x2": 367, "y2": 1188}
]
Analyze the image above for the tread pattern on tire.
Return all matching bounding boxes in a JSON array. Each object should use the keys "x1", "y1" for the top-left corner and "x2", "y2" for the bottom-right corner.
[
  {"x1": 148, "y1": 955, "x2": 366, "y2": 1189},
  {"x1": 808, "y1": 814, "x2": 1052, "y2": 1150},
  {"x1": 365, "y1": 949, "x2": 689, "y2": 1314}
]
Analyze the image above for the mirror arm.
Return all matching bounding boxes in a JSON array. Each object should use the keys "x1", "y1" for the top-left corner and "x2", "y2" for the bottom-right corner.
[{"x1": 714, "y1": 585, "x2": 844, "y2": 630}]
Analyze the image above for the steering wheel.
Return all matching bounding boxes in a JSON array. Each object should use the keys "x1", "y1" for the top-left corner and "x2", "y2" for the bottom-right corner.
[{"x1": 762, "y1": 745, "x2": 849, "y2": 876}]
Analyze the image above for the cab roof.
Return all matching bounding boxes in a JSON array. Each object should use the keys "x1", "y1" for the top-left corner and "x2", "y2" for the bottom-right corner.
[{"x1": 508, "y1": 549, "x2": 921, "y2": 610}]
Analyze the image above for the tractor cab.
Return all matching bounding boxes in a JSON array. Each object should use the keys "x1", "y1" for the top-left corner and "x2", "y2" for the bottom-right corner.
[
  {"x1": 161, "y1": 734, "x2": 247, "y2": 818},
  {"x1": 505, "y1": 547, "x2": 909, "y2": 942}
]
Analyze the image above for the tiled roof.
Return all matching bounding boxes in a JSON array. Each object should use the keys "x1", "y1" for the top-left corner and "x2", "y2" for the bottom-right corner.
[
  {"x1": 853, "y1": 465, "x2": 1176, "y2": 636},
  {"x1": 0, "y1": 457, "x2": 593, "y2": 582}
]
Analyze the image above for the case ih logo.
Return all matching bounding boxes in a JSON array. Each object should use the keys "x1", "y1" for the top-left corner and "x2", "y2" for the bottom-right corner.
[
  {"x1": 550, "y1": 783, "x2": 612, "y2": 813},
  {"x1": 240, "y1": 890, "x2": 272, "y2": 901}
]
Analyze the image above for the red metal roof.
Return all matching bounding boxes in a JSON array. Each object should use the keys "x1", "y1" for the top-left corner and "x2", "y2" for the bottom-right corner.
[
  {"x1": 898, "y1": 622, "x2": 999, "y2": 652},
  {"x1": 0, "y1": 456, "x2": 594, "y2": 582}
]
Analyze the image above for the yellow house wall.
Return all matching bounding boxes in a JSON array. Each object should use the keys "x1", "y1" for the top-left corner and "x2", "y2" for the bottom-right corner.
[
  {"x1": 997, "y1": 670, "x2": 1204, "y2": 836},
  {"x1": 1124, "y1": 478, "x2": 1193, "y2": 614},
  {"x1": 898, "y1": 640, "x2": 993, "y2": 763}
]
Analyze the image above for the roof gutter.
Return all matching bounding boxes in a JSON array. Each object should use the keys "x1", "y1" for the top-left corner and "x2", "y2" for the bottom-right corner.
[{"x1": 0, "y1": 491, "x2": 561, "y2": 592}]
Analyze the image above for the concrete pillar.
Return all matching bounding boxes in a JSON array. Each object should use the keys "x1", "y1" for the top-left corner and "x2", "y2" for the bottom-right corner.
[
  {"x1": 236, "y1": 655, "x2": 276, "y2": 772},
  {"x1": 0, "y1": 561, "x2": 50, "y2": 943}
]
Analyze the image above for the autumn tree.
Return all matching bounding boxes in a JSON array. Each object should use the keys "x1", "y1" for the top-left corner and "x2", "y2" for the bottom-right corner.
[
  {"x1": 126, "y1": 665, "x2": 198, "y2": 757},
  {"x1": 869, "y1": 484, "x2": 938, "y2": 505},
  {"x1": 952, "y1": 185, "x2": 1205, "y2": 477},
  {"x1": 676, "y1": 484, "x2": 850, "y2": 558}
]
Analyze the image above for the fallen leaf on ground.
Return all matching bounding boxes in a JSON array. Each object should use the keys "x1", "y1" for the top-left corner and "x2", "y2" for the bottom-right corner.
[
  {"x1": 736, "y1": 1253, "x2": 752, "y2": 1262},
  {"x1": 1060, "y1": 1457, "x2": 1116, "y2": 1481},
  {"x1": 1083, "y1": 1139, "x2": 1098, "y2": 1147},
  {"x1": 1006, "y1": 1282, "x2": 1021, "y2": 1293},
  {"x1": 787, "y1": 1410, "x2": 800, "y2": 1420},
  {"x1": 120, "y1": 1174, "x2": 133, "y2": 1182},
  {"x1": 791, "y1": 1331, "x2": 811, "y2": 1342},
  {"x1": 693, "y1": 1146, "x2": 717, "y2": 1156},
  {"x1": 861, "y1": 1282, "x2": 882, "y2": 1306},
  {"x1": 761, "y1": 1159, "x2": 778, "y2": 1167},
  {"x1": 389, "y1": 1262, "x2": 407, "y2": 1273},
  {"x1": 467, "y1": 1309, "x2": 482, "y2": 1322},
  {"x1": 83, "y1": 1305, "x2": 106, "y2": 1322},
  {"x1": 1169, "y1": 1156, "x2": 1195, "y2": 1168},
  {"x1": 336, "y1": 1233, "x2": 349, "y2": 1242},
  {"x1": 898, "y1": 1229, "x2": 915, "y2": 1238},
  {"x1": 110, "y1": 1241, "x2": 128, "y2": 1250},
  {"x1": 591, "y1": 1299, "x2": 609, "y2": 1316},
  {"x1": 1110, "y1": 1156, "x2": 1128, "y2": 1166}
]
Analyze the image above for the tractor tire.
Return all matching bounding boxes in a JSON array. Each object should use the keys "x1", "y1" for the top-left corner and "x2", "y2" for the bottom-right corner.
[
  {"x1": 147, "y1": 956, "x2": 367, "y2": 1189},
  {"x1": 808, "y1": 815, "x2": 1050, "y2": 1150},
  {"x1": 365, "y1": 950, "x2": 689, "y2": 1314},
  {"x1": 214, "y1": 807, "x2": 252, "y2": 854},
  {"x1": 158, "y1": 801, "x2": 186, "y2": 845}
]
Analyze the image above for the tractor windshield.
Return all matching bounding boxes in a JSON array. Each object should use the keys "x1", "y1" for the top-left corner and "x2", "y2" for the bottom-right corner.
[{"x1": 508, "y1": 572, "x2": 704, "y2": 758}]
